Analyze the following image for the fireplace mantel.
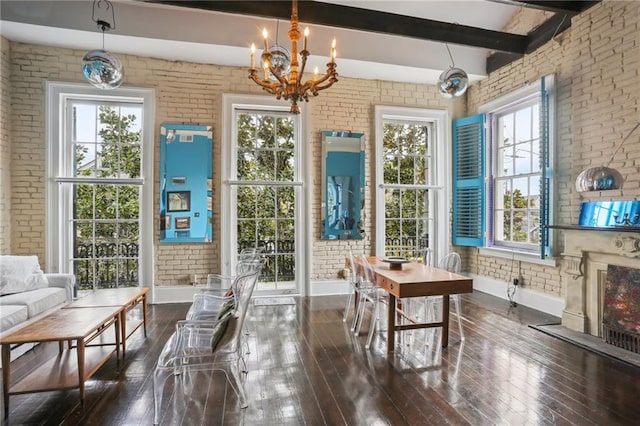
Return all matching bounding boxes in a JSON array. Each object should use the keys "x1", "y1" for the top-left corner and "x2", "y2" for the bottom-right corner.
[{"x1": 557, "y1": 226, "x2": 640, "y2": 336}]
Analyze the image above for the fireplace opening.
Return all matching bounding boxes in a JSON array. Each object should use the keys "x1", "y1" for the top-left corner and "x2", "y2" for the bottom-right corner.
[{"x1": 603, "y1": 265, "x2": 640, "y2": 354}]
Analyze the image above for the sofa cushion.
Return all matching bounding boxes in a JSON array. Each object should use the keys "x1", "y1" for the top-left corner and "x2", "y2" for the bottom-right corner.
[
  {"x1": 0, "y1": 288, "x2": 67, "y2": 317},
  {"x1": 0, "y1": 305, "x2": 29, "y2": 332},
  {"x1": 0, "y1": 255, "x2": 49, "y2": 295}
]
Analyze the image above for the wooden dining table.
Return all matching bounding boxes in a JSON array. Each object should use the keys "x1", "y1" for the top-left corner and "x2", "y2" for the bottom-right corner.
[{"x1": 353, "y1": 256, "x2": 473, "y2": 353}]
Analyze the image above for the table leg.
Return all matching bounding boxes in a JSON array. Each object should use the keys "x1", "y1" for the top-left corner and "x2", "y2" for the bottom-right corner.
[
  {"x1": 77, "y1": 339, "x2": 85, "y2": 405},
  {"x1": 2, "y1": 344, "x2": 10, "y2": 419},
  {"x1": 387, "y1": 294, "x2": 396, "y2": 353},
  {"x1": 120, "y1": 310, "x2": 126, "y2": 359},
  {"x1": 442, "y1": 295, "x2": 450, "y2": 348},
  {"x1": 115, "y1": 313, "x2": 121, "y2": 368},
  {"x1": 142, "y1": 293, "x2": 148, "y2": 337}
]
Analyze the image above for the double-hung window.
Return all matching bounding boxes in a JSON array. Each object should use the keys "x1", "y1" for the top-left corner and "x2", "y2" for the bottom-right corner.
[
  {"x1": 453, "y1": 75, "x2": 555, "y2": 259},
  {"x1": 375, "y1": 106, "x2": 449, "y2": 261}
]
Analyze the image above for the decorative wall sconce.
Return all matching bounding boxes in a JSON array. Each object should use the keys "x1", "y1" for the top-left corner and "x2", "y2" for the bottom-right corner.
[
  {"x1": 81, "y1": 0, "x2": 124, "y2": 89},
  {"x1": 575, "y1": 122, "x2": 640, "y2": 192},
  {"x1": 438, "y1": 43, "x2": 468, "y2": 99}
]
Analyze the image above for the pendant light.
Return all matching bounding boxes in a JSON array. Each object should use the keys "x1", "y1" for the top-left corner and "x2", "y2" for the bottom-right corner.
[
  {"x1": 81, "y1": 0, "x2": 124, "y2": 90},
  {"x1": 438, "y1": 43, "x2": 468, "y2": 99}
]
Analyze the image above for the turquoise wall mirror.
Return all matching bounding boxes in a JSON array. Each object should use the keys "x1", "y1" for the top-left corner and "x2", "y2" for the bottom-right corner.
[
  {"x1": 160, "y1": 124, "x2": 213, "y2": 243},
  {"x1": 321, "y1": 131, "x2": 365, "y2": 240}
]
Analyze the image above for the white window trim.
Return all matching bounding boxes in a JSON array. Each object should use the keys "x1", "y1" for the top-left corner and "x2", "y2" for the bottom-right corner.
[
  {"x1": 479, "y1": 77, "x2": 556, "y2": 260},
  {"x1": 45, "y1": 82, "x2": 155, "y2": 288},
  {"x1": 374, "y1": 105, "x2": 449, "y2": 260},
  {"x1": 221, "y1": 93, "x2": 309, "y2": 295}
]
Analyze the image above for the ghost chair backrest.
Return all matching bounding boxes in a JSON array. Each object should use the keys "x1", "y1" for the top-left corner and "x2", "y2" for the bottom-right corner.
[{"x1": 438, "y1": 252, "x2": 461, "y2": 273}]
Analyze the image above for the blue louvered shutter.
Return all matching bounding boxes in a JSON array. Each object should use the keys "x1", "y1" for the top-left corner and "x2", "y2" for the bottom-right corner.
[
  {"x1": 539, "y1": 75, "x2": 554, "y2": 258},
  {"x1": 452, "y1": 114, "x2": 485, "y2": 246}
]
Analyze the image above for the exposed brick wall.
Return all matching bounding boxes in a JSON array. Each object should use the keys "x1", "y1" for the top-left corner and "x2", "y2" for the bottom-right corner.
[
  {"x1": 308, "y1": 78, "x2": 464, "y2": 280},
  {"x1": 3, "y1": 41, "x2": 462, "y2": 284},
  {"x1": 0, "y1": 37, "x2": 10, "y2": 254},
  {"x1": 502, "y1": 7, "x2": 554, "y2": 35},
  {"x1": 465, "y1": 0, "x2": 639, "y2": 298}
]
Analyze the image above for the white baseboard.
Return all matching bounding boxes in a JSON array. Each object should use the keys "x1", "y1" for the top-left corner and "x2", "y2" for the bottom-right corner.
[
  {"x1": 468, "y1": 273, "x2": 564, "y2": 318},
  {"x1": 151, "y1": 286, "x2": 200, "y2": 304},
  {"x1": 310, "y1": 280, "x2": 350, "y2": 296},
  {"x1": 151, "y1": 277, "x2": 563, "y2": 319}
]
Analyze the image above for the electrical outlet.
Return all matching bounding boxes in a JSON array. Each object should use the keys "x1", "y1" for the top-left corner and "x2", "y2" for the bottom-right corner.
[{"x1": 513, "y1": 278, "x2": 520, "y2": 286}]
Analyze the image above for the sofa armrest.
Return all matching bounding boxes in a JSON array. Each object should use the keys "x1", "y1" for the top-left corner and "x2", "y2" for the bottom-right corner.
[{"x1": 44, "y1": 273, "x2": 75, "y2": 302}]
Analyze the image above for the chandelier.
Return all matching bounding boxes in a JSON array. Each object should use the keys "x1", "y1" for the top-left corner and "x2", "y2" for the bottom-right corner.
[{"x1": 249, "y1": 0, "x2": 338, "y2": 114}]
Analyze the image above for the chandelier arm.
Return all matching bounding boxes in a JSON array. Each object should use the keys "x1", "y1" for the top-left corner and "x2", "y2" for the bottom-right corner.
[
  {"x1": 313, "y1": 79, "x2": 339, "y2": 92},
  {"x1": 269, "y1": 66, "x2": 289, "y2": 87},
  {"x1": 308, "y1": 67, "x2": 337, "y2": 87},
  {"x1": 249, "y1": 72, "x2": 281, "y2": 94}
]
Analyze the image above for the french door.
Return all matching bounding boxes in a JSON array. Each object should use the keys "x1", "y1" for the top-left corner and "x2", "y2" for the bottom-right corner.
[{"x1": 223, "y1": 97, "x2": 304, "y2": 295}]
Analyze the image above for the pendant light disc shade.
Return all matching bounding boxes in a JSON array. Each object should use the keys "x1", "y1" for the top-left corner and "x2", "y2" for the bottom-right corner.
[
  {"x1": 575, "y1": 166, "x2": 624, "y2": 192},
  {"x1": 82, "y1": 49, "x2": 124, "y2": 89},
  {"x1": 438, "y1": 67, "x2": 468, "y2": 98},
  {"x1": 267, "y1": 44, "x2": 291, "y2": 81}
]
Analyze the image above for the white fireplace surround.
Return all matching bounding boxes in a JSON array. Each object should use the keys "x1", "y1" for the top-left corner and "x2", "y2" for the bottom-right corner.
[{"x1": 560, "y1": 228, "x2": 640, "y2": 337}]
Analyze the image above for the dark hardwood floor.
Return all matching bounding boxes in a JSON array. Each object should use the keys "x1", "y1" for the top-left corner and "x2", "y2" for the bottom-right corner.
[{"x1": 3, "y1": 291, "x2": 640, "y2": 425}]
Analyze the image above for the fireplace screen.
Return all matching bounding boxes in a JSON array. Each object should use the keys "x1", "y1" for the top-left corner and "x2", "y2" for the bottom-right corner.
[{"x1": 603, "y1": 265, "x2": 640, "y2": 353}]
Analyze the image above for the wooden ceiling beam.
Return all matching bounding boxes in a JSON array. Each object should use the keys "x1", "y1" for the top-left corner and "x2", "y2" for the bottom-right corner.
[
  {"x1": 145, "y1": 0, "x2": 528, "y2": 54},
  {"x1": 498, "y1": 0, "x2": 601, "y2": 15}
]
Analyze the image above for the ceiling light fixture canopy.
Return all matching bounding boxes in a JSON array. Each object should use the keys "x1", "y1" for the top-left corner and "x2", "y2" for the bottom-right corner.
[
  {"x1": 575, "y1": 122, "x2": 640, "y2": 193},
  {"x1": 81, "y1": 0, "x2": 124, "y2": 90},
  {"x1": 438, "y1": 43, "x2": 468, "y2": 99},
  {"x1": 249, "y1": 0, "x2": 338, "y2": 114}
]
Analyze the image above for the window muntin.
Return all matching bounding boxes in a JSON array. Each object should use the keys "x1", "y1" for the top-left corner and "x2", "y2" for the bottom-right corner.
[
  {"x1": 234, "y1": 111, "x2": 297, "y2": 289},
  {"x1": 491, "y1": 98, "x2": 541, "y2": 250},
  {"x1": 382, "y1": 120, "x2": 432, "y2": 258}
]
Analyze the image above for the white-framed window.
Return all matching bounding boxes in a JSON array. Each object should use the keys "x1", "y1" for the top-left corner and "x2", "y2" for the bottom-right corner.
[
  {"x1": 453, "y1": 75, "x2": 555, "y2": 260},
  {"x1": 46, "y1": 82, "x2": 154, "y2": 290},
  {"x1": 374, "y1": 106, "x2": 449, "y2": 261},
  {"x1": 221, "y1": 94, "x2": 308, "y2": 296}
]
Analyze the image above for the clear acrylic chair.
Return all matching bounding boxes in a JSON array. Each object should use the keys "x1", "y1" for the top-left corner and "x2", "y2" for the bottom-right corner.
[
  {"x1": 343, "y1": 249, "x2": 361, "y2": 327},
  {"x1": 153, "y1": 269, "x2": 261, "y2": 425},
  {"x1": 186, "y1": 259, "x2": 264, "y2": 320},
  {"x1": 399, "y1": 248, "x2": 434, "y2": 349},
  {"x1": 427, "y1": 252, "x2": 465, "y2": 341},
  {"x1": 354, "y1": 255, "x2": 387, "y2": 349}
]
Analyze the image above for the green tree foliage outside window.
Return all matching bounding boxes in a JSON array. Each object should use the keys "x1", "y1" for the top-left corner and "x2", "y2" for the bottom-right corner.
[
  {"x1": 383, "y1": 122, "x2": 430, "y2": 259},
  {"x1": 236, "y1": 113, "x2": 296, "y2": 282},
  {"x1": 74, "y1": 106, "x2": 141, "y2": 289}
]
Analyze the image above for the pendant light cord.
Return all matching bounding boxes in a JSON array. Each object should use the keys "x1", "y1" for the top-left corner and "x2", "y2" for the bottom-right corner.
[
  {"x1": 605, "y1": 122, "x2": 640, "y2": 167},
  {"x1": 445, "y1": 43, "x2": 455, "y2": 68}
]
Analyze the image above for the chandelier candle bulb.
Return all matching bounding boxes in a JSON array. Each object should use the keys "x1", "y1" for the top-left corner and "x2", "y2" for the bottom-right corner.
[
  {"x1": 262, "y1": 28, "x2": 269, "y2": 51},
  {"x1": 250, "y1": 44, "x2": 256, "y2": 70},
  {"x1": 331, "y1": 38, "x2": 336, "y2": 63},
  {"x1": 263, "y1": 61, "x2": 269, "y2": 81},
  {"x1": 314, "y1": 67, "x2": 318, "y2": 80},
  {"x1": 303, "y1": 27, "x2": 309, "y2": 52}
]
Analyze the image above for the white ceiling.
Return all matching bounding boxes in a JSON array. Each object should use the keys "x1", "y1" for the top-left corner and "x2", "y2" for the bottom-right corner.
[{"x1": 0, "y1": 0, "x2": 521, "y2": 84}]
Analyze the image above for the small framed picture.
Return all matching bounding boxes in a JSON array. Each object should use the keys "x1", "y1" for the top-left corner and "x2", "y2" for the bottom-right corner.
[
  {"x1": 207, "y1": 178, "x2": 213, "y2": 191},
  {"x1": 175, "y1": 216, "x2": 191, "y2": 229},
  {"x1": 207, "y1": 196, "x2": 212, "y2": 211},
  {"x1": 171, "y1": 176, "x2": 187, "y2": 186},
  {"x1": 167, "y1": 191, "x2": 190, "y2": 212},
  {"x1": 164, "y1": 215, "x2": 171, "y2": 229}
]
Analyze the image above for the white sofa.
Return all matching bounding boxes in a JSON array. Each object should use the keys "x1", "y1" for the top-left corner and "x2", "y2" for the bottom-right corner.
[{"x1": 0, "y1": 255, "x2": 75, "y2": 335}]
